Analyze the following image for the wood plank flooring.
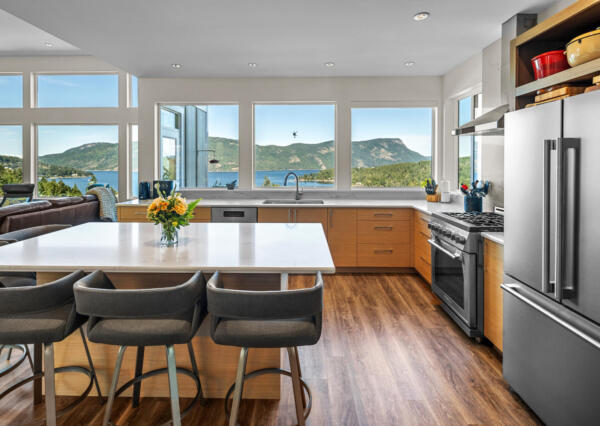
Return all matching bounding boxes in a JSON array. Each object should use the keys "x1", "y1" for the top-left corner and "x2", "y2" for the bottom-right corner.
[{"x1": 0, "y1": 273, "x2": 540, "y2": 425}]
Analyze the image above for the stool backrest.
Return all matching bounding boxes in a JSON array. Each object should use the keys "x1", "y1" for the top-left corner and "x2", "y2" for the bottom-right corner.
[
  {"x1": 0, "y1": 224, "x2": 71, "y2": 244},
  {"x1": 0, "y1": 184, "x2": 35, "y2": 206}
]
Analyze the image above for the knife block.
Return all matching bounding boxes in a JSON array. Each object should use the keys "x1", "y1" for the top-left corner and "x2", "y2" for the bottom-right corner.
[{"x1": 426, "y1": 193, "x2": 441, "y2": 202}]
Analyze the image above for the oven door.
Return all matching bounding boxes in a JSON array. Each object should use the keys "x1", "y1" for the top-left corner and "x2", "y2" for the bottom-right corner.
[{"x1": 430, "y1": 237, "x2": 477, "y2": 328}]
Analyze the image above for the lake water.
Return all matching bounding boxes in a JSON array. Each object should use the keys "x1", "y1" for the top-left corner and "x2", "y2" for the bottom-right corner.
[{"x1": 47, "y1": 169, "x2": 331, "y2": 196}]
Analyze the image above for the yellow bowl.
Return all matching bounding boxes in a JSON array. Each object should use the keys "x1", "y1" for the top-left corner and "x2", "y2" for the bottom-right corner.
[{"x1": 566, "y1": 28, "x2": 600, "y2": 67}]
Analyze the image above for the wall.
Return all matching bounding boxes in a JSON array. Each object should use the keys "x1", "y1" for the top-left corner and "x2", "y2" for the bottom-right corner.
[
  {"x1": 538, "y1": 0, "x2": 578, "y2": 22},
  {"x1": 138, "y1": 76, "x2": 443, "y2": 192},
  {"x1": 0, "y1": 55, "x2": 137, "y2": 200}
]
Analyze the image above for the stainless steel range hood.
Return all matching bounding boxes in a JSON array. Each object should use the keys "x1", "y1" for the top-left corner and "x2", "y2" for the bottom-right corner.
[{"x1": 452, "y1": 104, "x2": 509, "y2": 136}]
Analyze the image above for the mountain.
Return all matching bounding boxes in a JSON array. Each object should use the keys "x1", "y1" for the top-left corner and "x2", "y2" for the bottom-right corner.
[
  {"x1": 39, "y1": 142, "x2": 118, "y2": 171},
  {"x1": 0, "y1": 154, "x2": 22, "y2": 169},
  {"x1": 351, "y1": 138, "x2": 428, "y2": 168}
]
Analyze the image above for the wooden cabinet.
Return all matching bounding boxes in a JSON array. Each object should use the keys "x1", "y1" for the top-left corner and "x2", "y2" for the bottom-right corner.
[
  {"x1": 257, "y1": 207, "x2": 292, "y2": 223},
  {"x1": 413, "y1": 210, "x2": 432, "y2": 284},
  {"x1": 117, "y1": 205, "x2": 211, "y2": 223},
  {"x1": 484, "y1": 239, "x2": 504, "y2": 351},
  {"x1": 356, "y1": 208, "x2": 412, "y2": 267},
  {"x1": 258, "y1": 207, "x2": 328, "y2": 236},
  {"x1": 327, "y1": 208, "x2": 357, "y2": 267}
]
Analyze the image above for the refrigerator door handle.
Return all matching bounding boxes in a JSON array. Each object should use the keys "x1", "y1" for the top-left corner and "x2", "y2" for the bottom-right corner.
[
  {"x1": 502, "y1": 283, "x2": 600, "y2": 350},
  {"x1": 542, "y1": 139, "x2": 554, "y2": 295},
  {"x1": 555, "y1": 137, "x2": 580, "y2": 302}
]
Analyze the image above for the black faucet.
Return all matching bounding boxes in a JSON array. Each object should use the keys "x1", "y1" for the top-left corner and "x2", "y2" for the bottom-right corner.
[{"x1": 283, "y1": 172, "x2": 303, "y2": 200}]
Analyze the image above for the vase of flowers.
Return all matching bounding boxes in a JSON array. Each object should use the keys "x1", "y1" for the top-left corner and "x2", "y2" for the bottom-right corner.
[{"x1": 146, "y1": 187, "x2": 200, "y2": 247}]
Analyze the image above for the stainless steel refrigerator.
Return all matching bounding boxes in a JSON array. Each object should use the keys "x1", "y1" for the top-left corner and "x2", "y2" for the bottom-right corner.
[{"x1": 503, "y1": 90, "x2": 600, "y2": 425}]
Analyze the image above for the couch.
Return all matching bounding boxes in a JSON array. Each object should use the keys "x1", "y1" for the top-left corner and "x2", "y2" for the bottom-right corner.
[{"x1": 0, "y1": 195, "x2": 102, "y2": 233}]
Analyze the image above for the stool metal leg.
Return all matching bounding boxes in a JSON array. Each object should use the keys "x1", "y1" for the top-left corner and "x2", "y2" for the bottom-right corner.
[
  {"x1": 293, "y1": 346, "x2": 307, "y2": 409},
  {"x1": 103, "y1": 345, "x2": 126, "y2": 426},
  {"x1": 187, "y1": 342, "x2": 207, "y2": 405},
  {"x1": 287, "y1": 347, "x2": 306, "y2": 426},
  {"x1": 132, "y1": 346, "x2": 145, "y2": 407},
  {"x1": 44, "y1": 343, "x2": 57, "y2": 426},
  {"x1": 166, "y1": 345, "x2": 181, "y2": 426},
  {"x1": 79, "y1": 328, "x2": 103, "y2": 399},
  {"x1": 230, "y1": 347, "x2": 249, "y2": 426}
]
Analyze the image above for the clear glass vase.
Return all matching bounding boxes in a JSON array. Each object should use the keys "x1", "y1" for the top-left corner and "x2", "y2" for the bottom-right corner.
[{"x1": 160, "y1": 223, "x2": 179, "y2": 247}]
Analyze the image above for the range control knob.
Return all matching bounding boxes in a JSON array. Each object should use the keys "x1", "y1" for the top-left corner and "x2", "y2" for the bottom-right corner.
[
  {"x1": 427, "y1": 223, "x2": 434, "y2": 230},
  {"x1": 443, "y1": 229, "x2": 452, "y2": 237},
  {"x1": 455, "y1": 235, "x2": 466, "y2": 244}
]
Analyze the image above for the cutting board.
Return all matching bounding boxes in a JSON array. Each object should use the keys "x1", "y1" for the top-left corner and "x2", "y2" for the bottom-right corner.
[
  {"x1": 526, "y1": 95, "x2": 571, "y2": 108},
  {"x1": 535, "y1": 86, "x2": 585, "y2": 103},
  {"x1": 593, "y1": 75, "x2": 600, "y2": 85}
]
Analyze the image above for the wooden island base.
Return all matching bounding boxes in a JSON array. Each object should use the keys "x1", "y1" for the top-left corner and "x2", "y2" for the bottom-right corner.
[{"x1": 37, "y1": 272, "x2": 283, "y2": 400}]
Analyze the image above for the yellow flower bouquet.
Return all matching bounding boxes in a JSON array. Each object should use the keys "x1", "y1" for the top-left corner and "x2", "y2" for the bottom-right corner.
[{"x1": 147, "y1": 187, "x2": 201, "y2": 246}]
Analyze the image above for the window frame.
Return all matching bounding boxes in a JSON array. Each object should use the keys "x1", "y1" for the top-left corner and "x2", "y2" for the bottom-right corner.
[
  {"x1": 349, "y1": 103, "x2": 437, "y2": 191},
  {"x1": 0, "y1": 73, "x2": 24, "y2": 109},
  {"x1": 456, "y1": 92, "x2": 483, "y2": 187},
  {"x1": 33, "y1": 72, "x2": 120, "y2": 109},
  {"x1": 156, "y1": 102, "x2": 240, "y2": 191},
  {"x1": 251, "y1": 101, "x2": 338, "y2": 190},
  {"x1": 128, "y1": 123, "x2": 139, "y2": 199},
  {"x1": 128, "y1": 74, "x2": 138, "y2": 108}
]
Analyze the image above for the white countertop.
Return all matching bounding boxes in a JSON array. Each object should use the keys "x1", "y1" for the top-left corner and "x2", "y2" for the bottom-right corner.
[
  {"x1": 117, "y1": 198, "x2": 465, "y2": 215},
  {"x1": 0, "y1": 222, "x2": 335, "y2": 274},
  {"x1": 482, "y1": 232, "x2": 504, "y2": 245}
]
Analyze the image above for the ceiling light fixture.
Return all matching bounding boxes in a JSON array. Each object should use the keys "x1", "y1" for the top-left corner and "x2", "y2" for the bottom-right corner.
[
  {"x1": 248, "y1": 62, "x2": 257, "y2": 68},
  {"x1": 413, "y1": 11, "x2": 430, "y2": 21},
  {"x1": 171, "y1": 63, "x2": 182, "y2": 69},
  {"x1": 324, "y1": 62, "x2": 335, "y2": 68},
  {"x1": 44, "y1": 42, "x2": 54, "y2": 47},
  {"x1": 404, "y1": 61, "x2": 416, "y2": 67}
]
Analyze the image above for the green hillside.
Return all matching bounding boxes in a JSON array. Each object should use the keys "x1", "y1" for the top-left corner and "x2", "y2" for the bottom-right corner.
[
  {"x1": 39, "y1": 142, "x2": 118, "y2": 171},
  {"x1": 351, "y1": 138, "x2": 428, "y2": 167},
  {"x1": 0, "y1": 154, "x2": 22, "y2": 169}
]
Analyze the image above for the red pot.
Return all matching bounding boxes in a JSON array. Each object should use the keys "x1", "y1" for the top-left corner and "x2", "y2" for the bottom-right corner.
[{"x1": 531, "y1": 50, "x2": 570, "y2": 80}]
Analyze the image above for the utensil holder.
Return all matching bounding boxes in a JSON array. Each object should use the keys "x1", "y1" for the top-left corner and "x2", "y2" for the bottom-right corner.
[
  {"x1": 464, "y1": 195, "x2": 482, "y2": 213},
  {"x1": 426, "y1": 193, "x2": 440, "y2": 202}
]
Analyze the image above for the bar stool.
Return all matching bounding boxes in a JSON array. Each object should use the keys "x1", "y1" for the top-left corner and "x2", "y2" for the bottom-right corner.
[
  {"x1": 74, "y1": 270, "x2": 208, "y2": 426},
  {"x1": 0, "y1": 270, "x2": 103, "y2": 426},
  {"x1": 0, "y1": 183, "x2": 34, "y2": 206},
  {"x1": 207, "y1": 271, "x2": 323, "y2": 426}
]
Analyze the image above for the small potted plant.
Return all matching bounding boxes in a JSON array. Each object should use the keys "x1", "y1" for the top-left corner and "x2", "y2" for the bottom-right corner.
[{"x1": 147, "y1": 186, "x2": 201, "y2": 247}]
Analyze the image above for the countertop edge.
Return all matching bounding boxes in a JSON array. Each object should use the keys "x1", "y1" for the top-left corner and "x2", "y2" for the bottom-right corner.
[{"x1": 482, "y1": 232, "x2": 504, "y2": 246}]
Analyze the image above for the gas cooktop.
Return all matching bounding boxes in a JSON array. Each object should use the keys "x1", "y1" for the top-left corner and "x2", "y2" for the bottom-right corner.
[{"x1": 434, "y1": 212, "x2": 504, "y2": 232}]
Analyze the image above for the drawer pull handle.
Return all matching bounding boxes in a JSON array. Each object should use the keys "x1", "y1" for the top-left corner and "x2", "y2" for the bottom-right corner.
[
  {"x1": 420, "y1": 255, "x2": 431, "y2": 266},
  {"x1": 419, "y1": 231, "x2": 430, "y2": 238},
  {"x1": 374, "y1": 249, "x2": 393, "y2": 254},
  {"x1": 134, "y1": 212, "x2": 147, "y2": 215},
  {"x1": 419, "y1": 216, "x2": 429, "y2": 223},
  {"x1": 374, "y1": 226, "x2": 393, "y2": 231},
  {"x1": 374, "y1": 213, "x2": 393, "y2": 217}
]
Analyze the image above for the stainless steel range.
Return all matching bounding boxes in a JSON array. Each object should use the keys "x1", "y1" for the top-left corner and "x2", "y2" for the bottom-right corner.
[{"x1": 428, "y1": 211, "x2": 503, "y2": 339}]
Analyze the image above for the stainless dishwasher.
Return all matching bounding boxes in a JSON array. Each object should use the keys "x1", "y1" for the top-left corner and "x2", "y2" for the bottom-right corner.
[{"x1": 211, "y1": 207, "x2": 257, "y2": 223}]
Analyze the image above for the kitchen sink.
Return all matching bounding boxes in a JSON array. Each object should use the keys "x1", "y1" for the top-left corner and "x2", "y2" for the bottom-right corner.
[{"x1": 262, "y1": 199, "x2": 325, "y2": 205}]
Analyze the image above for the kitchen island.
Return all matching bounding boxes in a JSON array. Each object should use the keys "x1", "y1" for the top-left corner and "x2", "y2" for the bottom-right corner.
[{"x1": 0, "y1": 222, "x2": 334, "y2": 401}]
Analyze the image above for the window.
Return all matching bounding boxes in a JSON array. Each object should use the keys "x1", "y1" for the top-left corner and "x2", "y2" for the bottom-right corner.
[
  {"x1": 254, "y1": 104, "x2": 335, "y2": 188},
  {"x1": 0, "y1": 126, "x2": 23, "y2": 199},
  {"x1": 36, "y1": 74, "x2": 119, "y2": 108},
  {"x1": 159, "y1": 104, "x2": 239, "y2": 189},
  {"x1": 457, "y1": 93, "x2": 482, "y2": 185},
  {"x1": 130, "y1": 75, "x2": 138, "y2": 108},
  {"x1": 350, "y1": 107, "x2": 433, "y2": 188},
  {"x1": 37, "y1": 125, "x2": 119, "y2": 196},
  {"x1": 130, "y1": 124, "x2": 139, "y2": 197},
  {"x1": 0, "y1": 74, "x2": 23, "y2": 108}
]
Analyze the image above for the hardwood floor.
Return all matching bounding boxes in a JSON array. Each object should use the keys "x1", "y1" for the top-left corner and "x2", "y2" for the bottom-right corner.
[{"x1": 0, "y1": 273, "x2": 540, "y2": 425}]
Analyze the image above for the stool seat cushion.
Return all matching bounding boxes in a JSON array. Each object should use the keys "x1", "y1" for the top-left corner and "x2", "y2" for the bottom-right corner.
[
  {"x1": 87, "y1": 315, "x2": 195, "y2": 347},
  {"x1": 0, "y1": 275, "x2": 36, "y2": 288},
  {"x1": 212, "y1": 318, "x2": 319, "y2": 348},
  {"x1": 0, "y1": 303, "x2": 85, "y2": 345}
]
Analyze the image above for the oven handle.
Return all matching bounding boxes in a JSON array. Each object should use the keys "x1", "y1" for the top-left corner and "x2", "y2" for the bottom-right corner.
[{"x1": 428, "y1": 239, "x2": 461, "y2": 260}]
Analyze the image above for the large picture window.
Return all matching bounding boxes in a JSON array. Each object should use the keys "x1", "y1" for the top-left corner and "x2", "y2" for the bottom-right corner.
[
  {"x1": 130, "y1": 124, "x2": 139, "y2": 197},
  {"x1": 36, "y1": 74, "x2": 119, "y2": 108},
  {"x1": 457, "y1": 93, "x2": 482, "y2": 185},
  {"x1": 37, "y1": 125, "x2": 119, "y2": 196},
  {"x1": 0, "y1": 126, "x2": 23, "y2": 199},
  {"x1": 0, "y1": 74, "x2": 23, "y2": 108},
  {"x1": 254, "y1": 104, "x2": 335, "y2": 188},
  {"x1": 159, "y1": 104, "x2": 239, "y2": 189},
  {"x1": 350, "y1": 107, "x2": 433, "y2": 188}
]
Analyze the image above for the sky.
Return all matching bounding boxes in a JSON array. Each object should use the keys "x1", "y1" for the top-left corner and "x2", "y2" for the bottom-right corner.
[
  {"x1": 37, "y1": 74, "x2": 119, "y2": 107},
  {"x1": 37, "y1": 125, "x2": 118, "y2": 156},
  {"x1": 0, "y1": 75, "x2": 23, "y2": 108},
  {"x1": 0, "y1": 125, "x2": 22, "y2": 157}
]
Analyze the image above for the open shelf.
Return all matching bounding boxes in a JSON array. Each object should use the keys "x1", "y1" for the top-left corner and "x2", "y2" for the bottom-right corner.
[{"x1": 515, "y1": 57, "x2": 600, "y2": 97}]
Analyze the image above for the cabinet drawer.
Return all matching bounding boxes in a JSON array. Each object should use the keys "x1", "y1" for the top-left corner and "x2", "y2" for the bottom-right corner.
[
  {"x1": 357, "y1": 208, "x2": 411, "y2": 222},
  {"x1": 414, "y1": 230, "x2": 431, "y2": 262},
  {"x1": 414, "y1": 211, "x2": 431, "y2": 235},
  {"x1": 414, "y1": 252, "x2": 432, "y2": 284},
  {"x1": 118, "y1": 206, "x2": 149, "y2": 222},
  {"x1": 190, "y1": 208, "x2": 211, "y2": 222},
  {"x1": 357, "y1": 244, "x2": 411, "y2": 267},
  {"x1": 357, "y1": 221, "x2": 410, "y2": 244}
]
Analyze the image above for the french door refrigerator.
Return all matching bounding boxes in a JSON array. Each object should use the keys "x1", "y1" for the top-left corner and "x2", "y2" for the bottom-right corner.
[{"x1": 503, "y1": 90, "x2": 600, "y2": 425}]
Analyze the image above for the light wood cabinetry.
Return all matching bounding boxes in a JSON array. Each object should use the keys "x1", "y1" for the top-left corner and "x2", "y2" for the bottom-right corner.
[
  {"x1": 356, "y1": 208, "x2": 412, "y2": 267},
  {"x1": 117, "y1": 205, "x2": 211, "y2": 223},
  {"x1": 327, "y1": 208, "x2": 357, "y2": 267},
  {"x1": 257, "y1": 208, "x2": 328, "y2": 236},
  {"x1": 413, "y1": 210, "x2": 432, "y2": 284},
  {"x1": 484, "y1": 239, "x2": 504, "y2": 351}
]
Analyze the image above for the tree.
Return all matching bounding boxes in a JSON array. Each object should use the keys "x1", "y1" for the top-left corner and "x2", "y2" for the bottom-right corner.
[{"x1": 37, "y1": 177, "x2": 82, "y2": 197}]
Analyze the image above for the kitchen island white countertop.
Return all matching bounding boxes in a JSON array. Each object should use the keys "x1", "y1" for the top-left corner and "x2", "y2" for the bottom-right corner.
[
  {"x1": 0, "y1": 222, "x2": 335, "y2": 274},
  {"x1": 482, "y1": 232, "x2": 504, "y2": 245}
]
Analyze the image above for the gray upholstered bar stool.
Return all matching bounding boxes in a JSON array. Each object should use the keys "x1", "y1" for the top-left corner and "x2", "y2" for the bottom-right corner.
[
  {"x1": 74, "y1": 270, "x2": 208, "y2": 426},
  {"x1": 0, "y1": 270, "x2": 102, "y2": 426},
  {"x1": 207, "y1": 271, "x2": 324, "y2": 426}
]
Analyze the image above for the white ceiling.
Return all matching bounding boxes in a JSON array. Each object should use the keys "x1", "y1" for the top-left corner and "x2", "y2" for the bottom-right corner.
[
  {"x1": 0, "y1": 9, "x2": 80, "y2": 56},
  {"x1": 0, "y1": 0, "x2": 557, "y2": 77}
]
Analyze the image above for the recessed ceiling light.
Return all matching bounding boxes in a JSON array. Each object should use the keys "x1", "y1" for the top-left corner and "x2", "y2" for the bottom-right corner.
[
  {"x1": 404, "y1": 61, "x2": 416, "y2": 67},
  {"x1": 324, "y1": 62, "x2": 335, "y2": 68},
  {"x1": 44, "y1": 42, "x2": 54, "y2": 47},
  {"x1": 171, "y1": 63, "x2": 182, "y2": 69},
  {"x1": 248, "y1": 62, "x2": 257, "y2": 68},
  {"x1": 413, "y1": 11, "x2": 430, "y2": 21}
]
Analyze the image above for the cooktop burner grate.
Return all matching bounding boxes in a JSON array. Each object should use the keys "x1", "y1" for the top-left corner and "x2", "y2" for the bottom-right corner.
[{"x1": 443, "y1": 212, "x2": 504, "y2": 227}]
